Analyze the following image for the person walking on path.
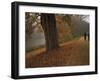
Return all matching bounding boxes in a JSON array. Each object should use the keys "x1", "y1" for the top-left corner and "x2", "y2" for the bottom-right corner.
[
  {"x1": 84, "y1": 32, "x2": 87, "y2": 40},
  {"x1": 87, "y1": 32, "x2": 89, "y2": 41}
]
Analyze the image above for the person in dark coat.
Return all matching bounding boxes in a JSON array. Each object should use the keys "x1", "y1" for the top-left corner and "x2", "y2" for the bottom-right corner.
[
  {"x1": 87, "y1": 32, "x2": 89, "y2": 41},
  {"x1": 84, "y1": 32, "x2": 87, "y2": 40}
]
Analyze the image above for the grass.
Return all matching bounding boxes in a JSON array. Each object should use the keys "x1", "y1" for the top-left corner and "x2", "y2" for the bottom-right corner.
[
  {"x1": 26, "y1": 45, "x2": 45, "y2": 53},
  {"x1": 26, "y1": 37, "x2": 89, "y2": 68},
  {"x1": 59, "y1": 34, "x2": 81, "y2": 44}
]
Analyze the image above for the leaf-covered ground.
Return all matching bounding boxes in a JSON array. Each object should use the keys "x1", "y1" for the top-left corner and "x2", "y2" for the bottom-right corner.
[{"x1": 26, "y1": 37, "x2": 89, "y2": 68}]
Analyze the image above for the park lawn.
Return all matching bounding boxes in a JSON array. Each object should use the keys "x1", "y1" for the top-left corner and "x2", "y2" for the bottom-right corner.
[{"x1": 26, "y1": 38, "x2": 89, "y2": 68}]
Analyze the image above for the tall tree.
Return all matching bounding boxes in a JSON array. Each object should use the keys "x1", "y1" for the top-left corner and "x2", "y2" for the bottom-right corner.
[{"x1": 41, "y1": 13, "x2": 59, "y2": 51}]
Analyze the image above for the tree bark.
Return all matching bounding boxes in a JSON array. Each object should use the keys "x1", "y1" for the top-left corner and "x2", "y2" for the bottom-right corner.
[{"x1": 41, "y1": 13, "x2": 59, "y2": 51}]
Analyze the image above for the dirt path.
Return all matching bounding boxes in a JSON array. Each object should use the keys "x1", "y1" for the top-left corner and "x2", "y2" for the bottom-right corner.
[{"x1": 26, "y1": 37, "x2": 89, "y2": 68}]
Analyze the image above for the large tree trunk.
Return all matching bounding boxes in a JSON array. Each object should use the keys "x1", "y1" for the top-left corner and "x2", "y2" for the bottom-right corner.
[{"x1": 41, "y1": 13, "x2": 59, "y2": 51}]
